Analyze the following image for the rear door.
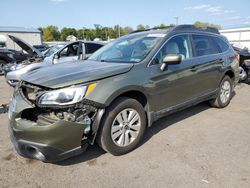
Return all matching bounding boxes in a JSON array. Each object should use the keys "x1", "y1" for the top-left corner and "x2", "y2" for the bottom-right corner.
[
  {"x1": 191, "y1": 34, "x2": 223, "y2": 94},
  {"x1": 85, "y1": 43, "x2": 103, "y2": 57}
]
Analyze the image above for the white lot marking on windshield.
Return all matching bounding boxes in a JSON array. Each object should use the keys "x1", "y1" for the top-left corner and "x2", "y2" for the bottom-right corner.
[{"x1": 147, "y1": 34, "x2": 166, "y2": 38}]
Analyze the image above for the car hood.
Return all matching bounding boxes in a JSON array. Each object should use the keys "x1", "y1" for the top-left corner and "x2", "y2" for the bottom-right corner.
[
  {"x1": 8, "y1": 35, "x2": 44, "y2": 58},
  {"x1": 21, "y1": 60, "x2": 133, "y2": 88}
]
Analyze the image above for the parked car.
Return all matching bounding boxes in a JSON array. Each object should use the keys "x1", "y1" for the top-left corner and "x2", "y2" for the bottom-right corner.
[
  {"x1": 232, "y1": 44, "x2": 250, "y2": 83},
  {"x1": 0, "y1": 35, "x2": 44, "y2": 75},
  {"x1": 33, "y1": 44, "x2": 50, "y2": 52},
  {"x1": 5, "y1": 41, "x2": 105, "y2": 86},
  {"x1": 8, "y1": 25, "x2": 239, "y2": 162}
]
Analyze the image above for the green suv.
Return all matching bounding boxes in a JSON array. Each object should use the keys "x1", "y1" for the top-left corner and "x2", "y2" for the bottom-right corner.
[{"x1": 8, "y1": 25, "x2": 239, "y2": 162}]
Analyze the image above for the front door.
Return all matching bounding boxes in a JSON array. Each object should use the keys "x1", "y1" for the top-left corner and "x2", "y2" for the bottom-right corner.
[
  {"x1": 147, "y1": 34, "x2": 203, "y2": 112},
  {"x1": 56, "y1": 42, "x2": 81, "y2": 64}
]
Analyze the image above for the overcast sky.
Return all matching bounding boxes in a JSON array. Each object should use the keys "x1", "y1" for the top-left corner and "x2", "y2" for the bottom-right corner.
[{"x1": 1, "y1": 0, "x2": 250, "y2": 29}]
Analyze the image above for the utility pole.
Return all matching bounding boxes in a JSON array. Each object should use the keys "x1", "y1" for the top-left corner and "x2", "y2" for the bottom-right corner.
[
  {"x1": 82, "y1": 27, "x2": 86, "y2": 40},
  {"x1": 105, "y1": 28, "x2": 108, "y2": 40},
  {"x1": 174, "y1": 17, "x2": 179, "y2": 26},
  {"x1": 118, "y1": 25, "x2": 121, "y2": 37}
]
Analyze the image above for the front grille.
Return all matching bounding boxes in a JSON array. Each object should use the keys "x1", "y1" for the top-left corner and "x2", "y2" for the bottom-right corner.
[{"x1": 21, "y1": 108, "x2": 57, "y2": 126}]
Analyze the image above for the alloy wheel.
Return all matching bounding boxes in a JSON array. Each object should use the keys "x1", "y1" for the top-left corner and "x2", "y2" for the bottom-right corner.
[
  {"x1": 220, "y1": 80, "x2": 231, "y2": 104},
  {"x1": 111, "y1": 108, "x2": 141, "y2": 147}
]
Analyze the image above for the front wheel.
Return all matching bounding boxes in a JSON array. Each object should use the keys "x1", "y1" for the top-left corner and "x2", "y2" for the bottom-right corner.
[
  {"x1": 97, "y1": 97, "x2": 146, "y2": 155},
  {"x1": 210, "y1": 75, "x2": 233, "y2": 108}
]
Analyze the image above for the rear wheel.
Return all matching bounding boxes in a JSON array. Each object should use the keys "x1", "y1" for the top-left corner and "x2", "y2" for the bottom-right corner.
[
  {"x1": 210, "y1": 75, "x2": 233, "y2": 108},
  {"x1": 0, "y1": 60, "x2": 6, "y2": 75},
  {"x1": 97, "y1": 97, "x2": 146, "y2": 155}
]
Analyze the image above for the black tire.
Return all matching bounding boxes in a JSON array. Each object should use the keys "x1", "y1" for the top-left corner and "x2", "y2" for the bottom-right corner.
[
  {"x1": 210, "y1": 75, "x2": 233, "y2": 108},
  {"x1": 0, "y1": 60, "x2": 6, "y2": 75},
  {"x1": 97, "y1": 97, "x2": 147, "y2": 155}
]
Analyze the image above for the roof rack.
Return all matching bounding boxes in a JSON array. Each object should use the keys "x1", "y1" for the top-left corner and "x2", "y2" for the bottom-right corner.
[
  {"x1": 129, "y1": 25, "x2": 174, "y2": 34},
  {"x1": 129, "y1": 29, "x2": 151, "y2": 34},
  {"x1": 172, "y1": 25, "x2": 220, "y2": 34},
  {"x1": 128, "y1": 25, "x2": 220, "y2": 35}
]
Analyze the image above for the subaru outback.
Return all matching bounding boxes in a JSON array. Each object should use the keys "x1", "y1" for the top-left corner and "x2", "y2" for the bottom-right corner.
[{"x1": 8, "y1": 25, "x2": 239, "y2": 162}]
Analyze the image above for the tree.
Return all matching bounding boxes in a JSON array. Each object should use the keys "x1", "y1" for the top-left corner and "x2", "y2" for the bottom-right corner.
[
  {"x1": 42, "y1": 25, "x2": 60, "y2": 41},
  {"x1": 121, "y1": 26, "x2": 133, "y2": 35},
  {"x1": 136, "y1": 24, "x2": 150, "y2": 31},
  {"x1": 153, "y1": 24, "x2": 168, "y2": 29},
  {"x1": 60, "y1": 27, "x2": 77, "y2": 41},
  {"x1": 194, "y1": 21, "x2": 221, "y2": 29}
]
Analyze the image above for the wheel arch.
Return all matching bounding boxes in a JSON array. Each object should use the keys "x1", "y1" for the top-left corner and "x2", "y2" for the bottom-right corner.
[
  {"x1": 104, "y1": 88, "x2": 152, "y2": 127},
  {"x1": 106, "y1": 87, "x2": 149, "y2": 108},
  {"x1": 224, "y1": 69, "x2": 235, "y2": 81}
]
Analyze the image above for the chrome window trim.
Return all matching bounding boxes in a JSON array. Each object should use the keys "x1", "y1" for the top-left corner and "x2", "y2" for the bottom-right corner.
[{"x1": 147, "y1": 32, "x2": 230, "y2": 67}]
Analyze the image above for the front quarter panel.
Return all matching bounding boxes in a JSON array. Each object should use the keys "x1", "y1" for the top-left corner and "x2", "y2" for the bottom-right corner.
[{"x1": 85, "y1": 63, "x2": 150, "y2": 107}]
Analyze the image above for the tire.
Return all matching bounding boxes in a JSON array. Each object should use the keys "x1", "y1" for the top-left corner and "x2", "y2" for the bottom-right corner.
[
  {"x1": 97, "y1": 97, "x2": 147, "y2": 155},
  {"x1": 0, "y1": 60, "x2": 6, "y2": 75},
  {"x1": 210, "y1": 75, "x2": 233, "y2": 108}
]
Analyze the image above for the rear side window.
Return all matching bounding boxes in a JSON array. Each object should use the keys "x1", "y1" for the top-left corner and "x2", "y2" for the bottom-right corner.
[
  {"x1": 192, "y1": 35, "x2": 220, "y2": 56},
  {"x1": 85, "y1": 43, "x2": 103, "y2": 54},
  {"x1": 212, "y1": 37, "x2": 229, "y2": 52}
]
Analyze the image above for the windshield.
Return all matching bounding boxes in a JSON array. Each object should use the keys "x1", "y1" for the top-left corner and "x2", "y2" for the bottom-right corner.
[
  {"x1": 43, "y1": 44, "x2": 65, "y2": 57},
  {"x1": 89, "y1": 33, "x2": 166, "y2": 63}
]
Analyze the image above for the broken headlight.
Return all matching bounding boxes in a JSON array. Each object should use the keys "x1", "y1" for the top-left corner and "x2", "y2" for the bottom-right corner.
[
  {"x1": 37, "y1": 83, "x2": 97, "y2": 107},
  {"x1": 38, "y1": 86, "x2": 87, "y2": 106}
]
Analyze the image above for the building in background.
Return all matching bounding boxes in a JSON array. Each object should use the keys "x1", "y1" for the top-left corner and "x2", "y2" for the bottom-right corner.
[
  {"x1": 0, "y1": 26, "x2": 42, "y2": 50},
  {"x1": 220, "y1": 27, "x2": 250, "y2": 49}
]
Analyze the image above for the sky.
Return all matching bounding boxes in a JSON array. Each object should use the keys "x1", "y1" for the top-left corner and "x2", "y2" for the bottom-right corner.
[{"x1": 1, "y1": 0, "x2": 250, "y2": 29}]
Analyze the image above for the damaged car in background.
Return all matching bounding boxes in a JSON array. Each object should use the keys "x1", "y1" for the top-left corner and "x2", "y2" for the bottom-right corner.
[
  {"x1": 5, "y1": 41, "x2": 104, "y2": 86},
  {"x1": 0, "y1": 35, "x2": 44, "y2": 75},
  {"x1": 232, "y1": 44, "x2": 250, "y2": 83},
  {"x1": 8, "y1": 25, "x2": 239, "y2": 162}
]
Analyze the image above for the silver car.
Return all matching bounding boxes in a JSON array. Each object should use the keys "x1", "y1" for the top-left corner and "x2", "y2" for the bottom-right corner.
[{"x1": 6, "y1": 41, "x2": 104, "y2": 86}]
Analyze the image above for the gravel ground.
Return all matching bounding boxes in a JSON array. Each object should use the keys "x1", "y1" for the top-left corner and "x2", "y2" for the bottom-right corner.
[{"x1": 0, "y1": 76, "x2": 250, "y2": 188}]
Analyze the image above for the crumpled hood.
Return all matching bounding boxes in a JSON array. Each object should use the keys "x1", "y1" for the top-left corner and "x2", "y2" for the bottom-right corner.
[{"x1": 21, "y1": 60, "x2": 133, "y2": 88}]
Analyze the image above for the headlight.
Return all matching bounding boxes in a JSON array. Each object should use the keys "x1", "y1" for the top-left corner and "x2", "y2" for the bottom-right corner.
[
  {"x1": 37, "y1": 83, "x2": 96, "y2": 106},
  {"x1": 10, "y1": 65, "x2": 17, "y2": 71},
  {"x1": 15, "y1": 64, "x2": 26, "y2": 70}
]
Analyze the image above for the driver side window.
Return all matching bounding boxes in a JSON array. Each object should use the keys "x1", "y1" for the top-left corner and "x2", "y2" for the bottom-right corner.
[
  {"x1": 59, "y1": 43, "x2": 79, "y2": 57},
  {"x1": 152, "y1": 35, "x2": 191, "y2": 65}
]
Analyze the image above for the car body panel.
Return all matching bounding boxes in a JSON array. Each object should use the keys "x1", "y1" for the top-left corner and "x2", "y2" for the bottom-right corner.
[
  {"x1": 21, "y1": 60, "x2": 133, "y2": 88},
  {"x1": 8, "y1": 35, "x2": 44, "y2": 58},
  {"x1": 8, "y1": 89, "x2": 88, "y2": 162}
]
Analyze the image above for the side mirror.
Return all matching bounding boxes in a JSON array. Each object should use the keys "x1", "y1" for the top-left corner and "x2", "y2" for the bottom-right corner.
[
  {"x1": 160, "y1": 54, "x2": 182, "y2": 71},
  {"x1": 53, "y1": 54, "x2": 59, "y2": 64}
]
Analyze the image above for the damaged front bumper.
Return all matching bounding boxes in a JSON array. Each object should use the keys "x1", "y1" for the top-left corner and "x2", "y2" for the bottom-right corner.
[{"x1": 8, "y1": 86, "x2": 104, "y2": 162}]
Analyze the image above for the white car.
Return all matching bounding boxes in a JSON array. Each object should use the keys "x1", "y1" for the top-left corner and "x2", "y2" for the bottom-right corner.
[{"x1": 6, "y1": 41, "x2": 105, "y2": 86}]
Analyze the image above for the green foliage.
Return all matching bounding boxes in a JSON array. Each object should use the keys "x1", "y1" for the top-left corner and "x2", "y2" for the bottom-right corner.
[
  {"x1": 153, "y1": 24, "x2": 169, "y2": 29},
  {"x1": 60, "y1": 27, "x2": 77, "y2": 41},
  {"x1": 136, "y1": 24, "x2": 150, "y2": 31},
  {"x1": 42, "y1": 25, "x2": 60, "y2": 41},
  {"x1": 194, "y1": 21, "x2": 221, "y2": 29},
  {"x1": 39, "y1": 22, "x2": 221, "y2": 42}
]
